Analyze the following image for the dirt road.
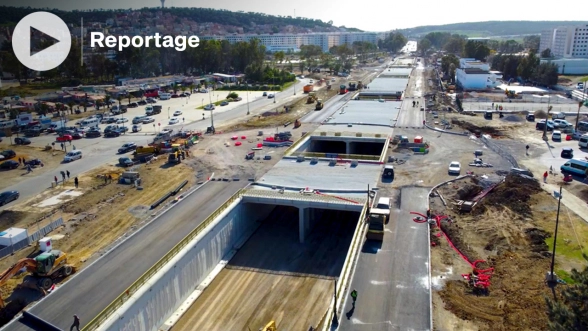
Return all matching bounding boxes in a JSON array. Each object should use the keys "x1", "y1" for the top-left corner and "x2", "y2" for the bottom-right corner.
[{"x1": 173, "y1": 206, "x2": 358, "y2": 331}]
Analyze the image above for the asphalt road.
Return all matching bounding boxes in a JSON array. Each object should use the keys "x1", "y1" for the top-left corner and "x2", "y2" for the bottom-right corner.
[
  {"x1": 338, "y1": 187, "x2": 430, "y2": 331},
  {"x1": 0, "y1": 80, "x2": 308, "y2": 212},
  {"x1": 3, "y1": 180, "x2": 247, "y2": 331},
  {"x1": 397, "y1": 63, "x2": 425, "y2": 128}
]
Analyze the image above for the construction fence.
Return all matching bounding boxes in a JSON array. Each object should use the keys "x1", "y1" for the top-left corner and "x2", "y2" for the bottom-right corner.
[
  {"x1": 480, "y1": 136, "x2": 519, "y2": 168},
  {"x1": 0, "y1": 218, "x2": 64, "y2": 259}
]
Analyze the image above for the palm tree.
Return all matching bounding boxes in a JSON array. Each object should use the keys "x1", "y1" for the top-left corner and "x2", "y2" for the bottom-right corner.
[
  {"x1": 188, "y1": 83, "x2": 195, "y2": 94},
  {"x1": 117, "y1": 95, "x2": 123, "y2": 108},
  {"x1": 104, "y1": 95, "x2": 111, "y2": 109},
  {"x1": 38, "y1": 103, "x2": 49, "y2": 116},
  {"x1": 127, "y1": 93, "x2": 132, "y2": 105}
]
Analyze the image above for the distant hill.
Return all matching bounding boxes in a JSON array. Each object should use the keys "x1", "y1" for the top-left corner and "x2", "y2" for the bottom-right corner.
[
  {"x1": 0, "y1": 6, "x2": 360, "y2": 34},
  {"x1": 398, "y1": 21, "x2": 588, "y2": 37}
]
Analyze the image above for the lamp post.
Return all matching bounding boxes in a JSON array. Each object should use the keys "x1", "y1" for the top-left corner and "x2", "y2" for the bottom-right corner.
[
  {"x1": 246, "y1": 84, "x2": 250, "y2": 115},
  {"x1": 202, "y1": 98, "x2": 204, "y2": 108},
  {"x1": 294, "y1": 79, "x2": 296, "y2": 96},
  {"x1": 167, "y1": 107, "x2": 170, "y2": 119},
  {"x1": 547, "y1": 186, "x2": 563, "y2": 292}
]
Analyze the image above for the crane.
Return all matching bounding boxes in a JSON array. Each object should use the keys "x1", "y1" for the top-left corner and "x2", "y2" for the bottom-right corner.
[{"x1": 0, "y1": 250, "x2": 75, "y2": 308}]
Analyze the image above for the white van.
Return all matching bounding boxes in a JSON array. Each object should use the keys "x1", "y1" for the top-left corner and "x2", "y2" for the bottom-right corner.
[
  {"x1": 552, "y1": 130, "x2": 562, "y2": 141},
  {"x1": 579, "y1": 135, "x2": 588, "y2": 148},
  {"x1": 159, "y1": 92, "x2": 171, "y2": 100},
  {"x1": 145, "y1": 105, "x2": 153, "y2": 115},
  {"x1": 64, "y1": 150, "x2": 82, "y2": 162},
  {"x1": 80, "y1": 118, "x2": 100, "y2": 127},
  {"x1": 561, "y1": 159, "x2": 588, "y2": 177},
  {"x1": 376, "y1": 197, "x2": 391, "y2": 210},
  {"x1": 551, "y1": 112, "x2": 566, "y2": 120}
]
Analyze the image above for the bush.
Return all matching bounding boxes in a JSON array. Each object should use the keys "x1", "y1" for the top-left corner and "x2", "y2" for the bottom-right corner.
[
  {"x1": 534, "y1": 110, "x2": 547, "y2": 119},
  {"x1": 227, "y1": 92, "x2": 239, "y2": 99}
]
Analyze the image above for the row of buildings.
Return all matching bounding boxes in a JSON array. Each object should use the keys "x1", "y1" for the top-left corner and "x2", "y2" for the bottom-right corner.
[{"x1": 539, "y1": 23, "x2": 588, "y2": 75}]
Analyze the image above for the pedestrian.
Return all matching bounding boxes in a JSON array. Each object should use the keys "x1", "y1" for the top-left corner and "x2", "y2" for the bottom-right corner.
[
  {"x1": 61, "y1": 171, "x2": 66, "y2": 181},
  {"x1": 543, "y1": 171, "x2": 548, "y2": 183},
  {"x1": 54, "y1": 176, "x2": 58, "y2": 185},
  {"x1": 350, "y1": 289, "x2": 358, "y2": 306},
  {"x1": 426, "y1": 209, "x2": 431, "y2": 219},
  {"x1": 18, "y1": 157, "x2": 22, "y2": 165},
  {"x1": 26, "y1": 164, "x2": 32, "y2": 173},
  {"x1": 66, "y1": 170, "x2": 70, "y2": 179},
  {"x1": 104, "y1": 175, "x2": 108, "y2": 184},
  {"x1": 22, "y1": 157, "x2": 26, "y2": 164},
  {"x1": 108, "y1": 174, "x2": 112, "y2": 183},
  {"x1": 525, "y1": 145, "x2": 529, "y2": 155},
  {"x1": 74, "y1": 177, "x2": 78, "y2": 188},
  {"x1": 70, "y1": 314, "x2": 80, "y2": 331}
]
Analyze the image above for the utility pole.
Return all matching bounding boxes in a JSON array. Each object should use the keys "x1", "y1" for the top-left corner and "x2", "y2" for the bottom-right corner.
[
  {"x1": 543, "y1": 99, "x2": 552, "y2": 142},
  {"x1": 547, "y1": 186, "x2": 563, "y2": 294},
  {"x1": 246, "y1": 83, "x2": 250, "y2": 115}
]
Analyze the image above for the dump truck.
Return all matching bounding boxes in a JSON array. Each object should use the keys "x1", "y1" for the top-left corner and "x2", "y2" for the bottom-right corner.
[
  {"x1": 315, "y1": 99, "x2": 324, "y2": 110},
  {"x1": 303, "y1": 84, "x2": 314, "y2": 93},
  {"x1": 339, "y1": 85, "x2": 347, "y2": 94},
  {"x1": 306, "y1": 92, "x2": 317, "y2": 104},
  {"x1": 366, "y1": 208, "x2": 389, "y2": 241},
  {"x1": 0, "y1": 249, "x2": 75, "y2": 307}
]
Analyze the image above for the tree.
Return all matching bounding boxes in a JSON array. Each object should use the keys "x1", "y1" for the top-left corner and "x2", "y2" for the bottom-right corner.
[
  {"x1": 444, "y1": 36, "x2": 466, "y2": 55},
  {"x1": 38, "y1": 103, "x2": 49, "y2": 116},
  {"x1": 533, "y1": 62, "x2": 559, "y2": 86},
  {"x1": 378, "y1": 32, "x2": 407, "y2": 53},
  {"x1": 441, "y1": 54, "x2": 460, "y2": 77},
  {"x1": 541, "y1": 48, "x2": 553, "y2": 58},
  {"x1": 66, "y1": 101, "x2": 75, "y2": 115},
  {"x1": 418, "y1": 38, "x2": 432, "y2": 56},
  {"x1": 273, "y1": 51, "x2": 285, "y2": 64},
  {"x1": 523, "y1": 35, "x2": 541, "y2": 52},
  {"x1": 104, "y1": 95, "x2": 111, "y2": 109},
  {"x1": 463, "y1": 41, "x2": 490, "y2": 61},
  {"x1": 546, "y1": 266, "x2": 588, "y2": 331}
]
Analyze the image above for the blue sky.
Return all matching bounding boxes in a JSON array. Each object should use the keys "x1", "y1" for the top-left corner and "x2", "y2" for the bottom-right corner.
[{"x1": 2, "y1": 0, "x2": 587, "y2": 32}]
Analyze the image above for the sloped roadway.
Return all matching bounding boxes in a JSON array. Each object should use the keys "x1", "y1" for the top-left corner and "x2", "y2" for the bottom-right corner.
[
  {"x1": 338, "y1": 187, "x2": 430, "y2": 331},
  {"x1": 3, "y1": 180, "x2": 247, "y2": 331}
]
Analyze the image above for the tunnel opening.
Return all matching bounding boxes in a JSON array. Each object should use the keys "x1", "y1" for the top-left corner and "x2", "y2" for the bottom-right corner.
[
  {"x1": 178, "y1": 204, "x2": 361, "y2": 331},
  {"x1": 308, "y1": 139, "x2": 346, "y2": 154},
  {"x1": 348, "y1": 141, "x2": 385, "y2": 156}
]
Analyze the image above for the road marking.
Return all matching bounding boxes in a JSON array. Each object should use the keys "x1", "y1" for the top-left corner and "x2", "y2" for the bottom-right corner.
[
  {"x1": 419, "y1": 276, "x2": 430, "y2": 289},
  {"x1": 350, "y1": 318, "x2": 394, "y2": 326},
  {"x1": 370, "y1": 280, "x2": 391, "y2": 285}
]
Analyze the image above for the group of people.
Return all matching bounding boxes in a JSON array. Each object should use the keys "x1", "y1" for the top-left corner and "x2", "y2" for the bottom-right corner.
[{"x1": 53, "y1": 170, "x2": 79, "y2": 188}]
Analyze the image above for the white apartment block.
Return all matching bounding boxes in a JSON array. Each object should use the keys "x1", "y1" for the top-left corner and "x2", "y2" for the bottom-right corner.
[
  {"x1": 201, "y1": 32, "x2": 378, "y2": 52},
  {"x1": 540, "y1": 24, "x2": 588, "y2": 58}
]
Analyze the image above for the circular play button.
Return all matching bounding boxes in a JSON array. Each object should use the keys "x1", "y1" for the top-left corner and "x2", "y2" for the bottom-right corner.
[{"x1": 12, "y1": 12, "x2": 71, "y2": 72}]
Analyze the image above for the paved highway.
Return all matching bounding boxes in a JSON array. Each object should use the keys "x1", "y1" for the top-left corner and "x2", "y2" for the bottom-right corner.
[
  {"x1": 3, "y1": 180, "x2": 247, "y2": 331},
  {"x1": 397, "y1": 62, "x2": 425, "y2": 128},
  {"x1": 0, "y1": 80, "x2": 308, "y2": 212},
  {"x1": 338, "y1": 187, "x2": 430, "y2": 331}
]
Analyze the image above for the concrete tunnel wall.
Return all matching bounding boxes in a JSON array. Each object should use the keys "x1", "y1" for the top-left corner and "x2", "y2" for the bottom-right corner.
[
  {"x1": 102, "y1": 201, "x2": 275, "y2": 331},
  {"x1": 297, "y1": 136, "x2": 387, "y2": 156}
]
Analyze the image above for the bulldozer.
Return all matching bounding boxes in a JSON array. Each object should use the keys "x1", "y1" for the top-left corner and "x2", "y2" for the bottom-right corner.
[
  {"x1": 315, "y1": 99, "x2": 324, "y2": 110},
  {"x1": 306, "y1": 92, "x2": 317, "y2": 104},
  {"x1": 0, "y1": 250, "x2": 75, "y2": 308},
  {"x1": 167, "y1": 150, "x2": 182, "y2": 164}
]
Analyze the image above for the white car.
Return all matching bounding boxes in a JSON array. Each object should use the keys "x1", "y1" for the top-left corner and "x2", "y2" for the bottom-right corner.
[
  {"x1": 169, "y1": 117, "x2": 180, "y2": 125},
  {"x1": 142, "y1": 117, "x2": 155, "y2": 124},
  {"x1": 553, "y1": 119, "x2": 571, "y2": 128},
  {"x1": 448, "y1": 161, "x2": 461, "y2": 175},
  {"x1": 552, "y1": 130, "x2": 562, "y2": 141},
  {"x1": 116, "y1": 118, "x2": 128, "y2": 124},
  {"x1": 63, "y1": 150, "x2": 83, "y2": 162},
  {"x1": 173, "y1": 110, "x2": 182, "y2": 116}
]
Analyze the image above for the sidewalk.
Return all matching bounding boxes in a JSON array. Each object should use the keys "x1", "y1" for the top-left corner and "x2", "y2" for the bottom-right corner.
[{"x1": 542, "y1": 182, "x2": 588, "y2": 224}]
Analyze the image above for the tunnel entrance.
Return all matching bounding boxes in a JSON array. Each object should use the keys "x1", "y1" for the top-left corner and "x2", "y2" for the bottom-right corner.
[
  {"x1": 348, "y1": 141, "x2": 385, "y2": 155},
  {"x1": 178, "y1": 205, "x2": 360, "y2": 331},
  {"x1": 309, "y1": 139, "x2": 346, "y2": 154}
]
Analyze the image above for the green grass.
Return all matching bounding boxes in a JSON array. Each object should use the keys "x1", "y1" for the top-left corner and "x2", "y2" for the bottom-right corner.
[
  {"x1": 196, "y1": 99, "x2": 229, "y2": 109},
  {"x1": 545, "y1": 236, "x2": 588, "y2": 263},
  {"x1": 556, "y1": 269, "x2": 576, "y2": 285},
  {"x1": 281, "y1": 81, "x2": 295, "y2": 90}
]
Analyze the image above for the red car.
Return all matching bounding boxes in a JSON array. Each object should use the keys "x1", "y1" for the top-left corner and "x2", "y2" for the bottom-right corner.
[{"x1": 56, "y1": 135, "x2": 73, "y2": 142}]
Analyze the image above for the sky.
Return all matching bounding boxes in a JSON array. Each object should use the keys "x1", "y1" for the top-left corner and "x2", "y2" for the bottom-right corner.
[{"x1": 2, "y1": 0, "x2": 588, "y2": 32}]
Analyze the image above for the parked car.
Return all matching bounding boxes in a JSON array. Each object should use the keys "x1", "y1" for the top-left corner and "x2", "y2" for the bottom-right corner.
[
  {"x1": 146, "y1": 97, "x2": 157, "y2": 103},
  {"x1": 0, "y1": 150, "x2": 16, "y2": 159},
  {"x1": 552, "y1": 130, "x2": 562, "y2": 141},
  {"x1": 85, "y1": 130, "x2": 102, "y2": 138},
  {"x1": 561, "y1": 147, "x2": 574, "y2": 159},
  {"x1": 116, "y1": 118, "x2": 129, "y2": 124},
  {"x1": 118, "y1": 143, "x2": 137, "y2": 154},
  {"x1": 132, "y1": 124, "x2": 142, "y2": 132},
  {"x1": 267, "y1": 94, "x2": 275, "y2": 99},
  {"x1": 171, "y1": 94, "x2": 179, "y2": 98},
  {"x1": 1, "y1": 160, "x2": 19, "y2": 170},
  {"x1": 14, "y1": 137, "x2": 31, "y2": 145},
  {"x1": 142, "y1": 117, "x2": 155, "y2": 124},
  {"x1": 262, "y1": 92, "x2": 268, "y2": 96},
  {"x1": 56, "y1": 135, "x2": 73, "y2": 142},
  {"x1": 0, "y1": 191, "x2": 19, "y2": 206},
  {"x1": 553, "y1": 119, "x2": 572, "y2": 128},
  {"x1": 104, "y1": 130, "x2": 121, "y2": 138},
  {"x1": 220, "y1": 101, "x2": 229, "y2": 106},
  {"x1": 63, "y1": 150, "x2": 82, "y2": 162},
  {"x1": 24, "y1": 158, "x2": 42, "y2": 167},
  {"x1": 72, "y1": 132, "x2": 83, "y2": 140},
  {"x1": 128, "y1": 102, "x2": 139, "y2": 108},
  {"x1": 525, "y1": 114, "x2": 535, "y2": 121},
  {"x1": 137, "y1": 100, "x2": 147, "y2": 106},
  {"x1": 536, "y1": 120, "x2": 554, "y2": 131},
  {"x1": 169, "y1": 117, "x2": 180, "y2": 125},
  {"x1": 118, "y1": 157, "x2": 134, "y2": 167},
  {"x1": 204, "y1": 104, "x2": 215, "y2": 110},
  {"x1": 448, "y1": 161, "x2": 461, "y2": 175}
]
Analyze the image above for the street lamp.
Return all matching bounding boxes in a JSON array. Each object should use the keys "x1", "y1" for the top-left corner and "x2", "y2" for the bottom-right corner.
[
  {"x1": 294, "y1": 79, "x2": 296, "y2": 96},
  {"x1": 547, "y1": 186, "x2": 563, "y2": 293},
  {"x1": 246, "y1": 84, "x2": 250, "y2": 115},
  {"x1": 167, "y1": 107, "x2": 170, "y2": 119},
  {"x1": 202, "y1": 98, "x2": 204, "y2": 108}
]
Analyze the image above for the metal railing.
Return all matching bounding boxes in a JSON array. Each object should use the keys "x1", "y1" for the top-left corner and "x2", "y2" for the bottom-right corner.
[
  {"x1": 480, "y1": 136, "x2": 519, "y2": 168},
  {"x1": 82, "y1": 189, "x2": 246, "y2": 331},
  {"x1": 319, "y1": 201, "x2": 369, "y2": 330},
  {"x1": 314, "y1": 131, "x2": 388, "y2": 138}
]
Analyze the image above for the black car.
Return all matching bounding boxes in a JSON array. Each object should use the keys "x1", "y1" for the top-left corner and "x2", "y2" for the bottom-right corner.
[
  {"x1": 24, "y1": 129, "x2": 41, "y2": 137},
  {"x1": 0, "y1": 191, "x2": 19, "y2": 206},
  {"x1": 105, "y1": 130, "x2": 121, "y2": 138},
  {"x1": 561, "y1": 147, "x2": 574, "y2": 159},
  {"x1": 0, "y1": 160, "x2": 19, "y2": 170},
  {"x1": 0, "y1": 150, "x2": 16, "y2": 159},
  {"x1": 118, "y1": 142, "x2": 137, "y2": 153},
  {"x1": 14, "y1": 137, "x2": 31, "y2": 145},
  {"x1": 85, "y1": 130, "x2": 102, "y2": 138},
  {"x1": 128, "y1": 102, "x2": 139, "y2": 108},
  {"x1": 137, "y1": 100, "x2": 147, "y2": 105},
  {"x1": 24, "y1": 158, "x2": 42, "y2": 167}
]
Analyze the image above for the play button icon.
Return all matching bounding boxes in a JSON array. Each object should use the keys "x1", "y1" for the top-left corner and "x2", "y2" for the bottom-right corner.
[{"x1": 12, "y1": 12, "x2": 72, "y2": 72}]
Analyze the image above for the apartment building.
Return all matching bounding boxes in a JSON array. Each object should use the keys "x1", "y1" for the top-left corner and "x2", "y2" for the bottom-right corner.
[
  {"x1": 201, "y1": 32, "x2": 378, "y2": 52},
  {"x1": 540, "y1": 24, "x2": 588, "y2": 58}
]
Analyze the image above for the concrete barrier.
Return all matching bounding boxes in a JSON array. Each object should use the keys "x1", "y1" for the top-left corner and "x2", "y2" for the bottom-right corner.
[{"x1": 96, "y1": 201, "x2": 275, "y2": 331}]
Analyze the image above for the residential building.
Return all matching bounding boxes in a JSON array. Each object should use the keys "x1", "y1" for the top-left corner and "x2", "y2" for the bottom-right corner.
[
  {"x1": 540, "y1": 24, "x2": 588, "y2": 58},
  {"x1": 201, "y1": 32, "x2": 378, "y2": 52},
  {"x1": 455, "y1": 58, "x2": 498, "y2": 90}
]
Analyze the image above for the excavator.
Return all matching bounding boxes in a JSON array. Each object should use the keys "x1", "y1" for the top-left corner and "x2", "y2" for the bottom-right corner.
[
  {"x1": 259, "y1": 321, "x2": 277, "y2": 331},
  {"x1": 306, "y1": 92, "x2": 317, "y2": 104},
  {"x1": 0, "y1": 250, "x2": 75, "y2": 308}
]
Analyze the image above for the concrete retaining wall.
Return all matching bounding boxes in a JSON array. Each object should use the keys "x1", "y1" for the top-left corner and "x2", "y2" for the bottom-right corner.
[{"x1": 99, "y1": 201, "x2": 275, "y2": 331}]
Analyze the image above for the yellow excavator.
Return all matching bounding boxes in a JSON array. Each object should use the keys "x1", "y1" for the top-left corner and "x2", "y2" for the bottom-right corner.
[
  {"x1": 0, "y1": 250, "x2": 75, "y2": 308},
  {"x1": 259, "y1": 321, "x2": 277, "y2": 331}
]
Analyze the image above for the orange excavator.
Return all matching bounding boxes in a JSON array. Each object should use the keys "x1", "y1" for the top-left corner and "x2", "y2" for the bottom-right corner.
[{"x1": 0, "y1": 249, "x2": 75, "y2": 308}]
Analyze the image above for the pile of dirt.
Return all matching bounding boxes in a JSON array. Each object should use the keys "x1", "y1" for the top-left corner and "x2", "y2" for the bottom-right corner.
[
  {"x1": 501, "y1": 115, "x2": 524, "y2": 122},
  {"x1": 450, "y1": 119, "x2": 504, "y2": 137},
  {"x1": 454, "y1": 184, "x2": 483, "y2": 200},
  {"x1": 475, "y1": 174, "x2": 541, "y2": 216},
  {"x1": 525, "y1": 228, "x2": 551, "y2": 256}
]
